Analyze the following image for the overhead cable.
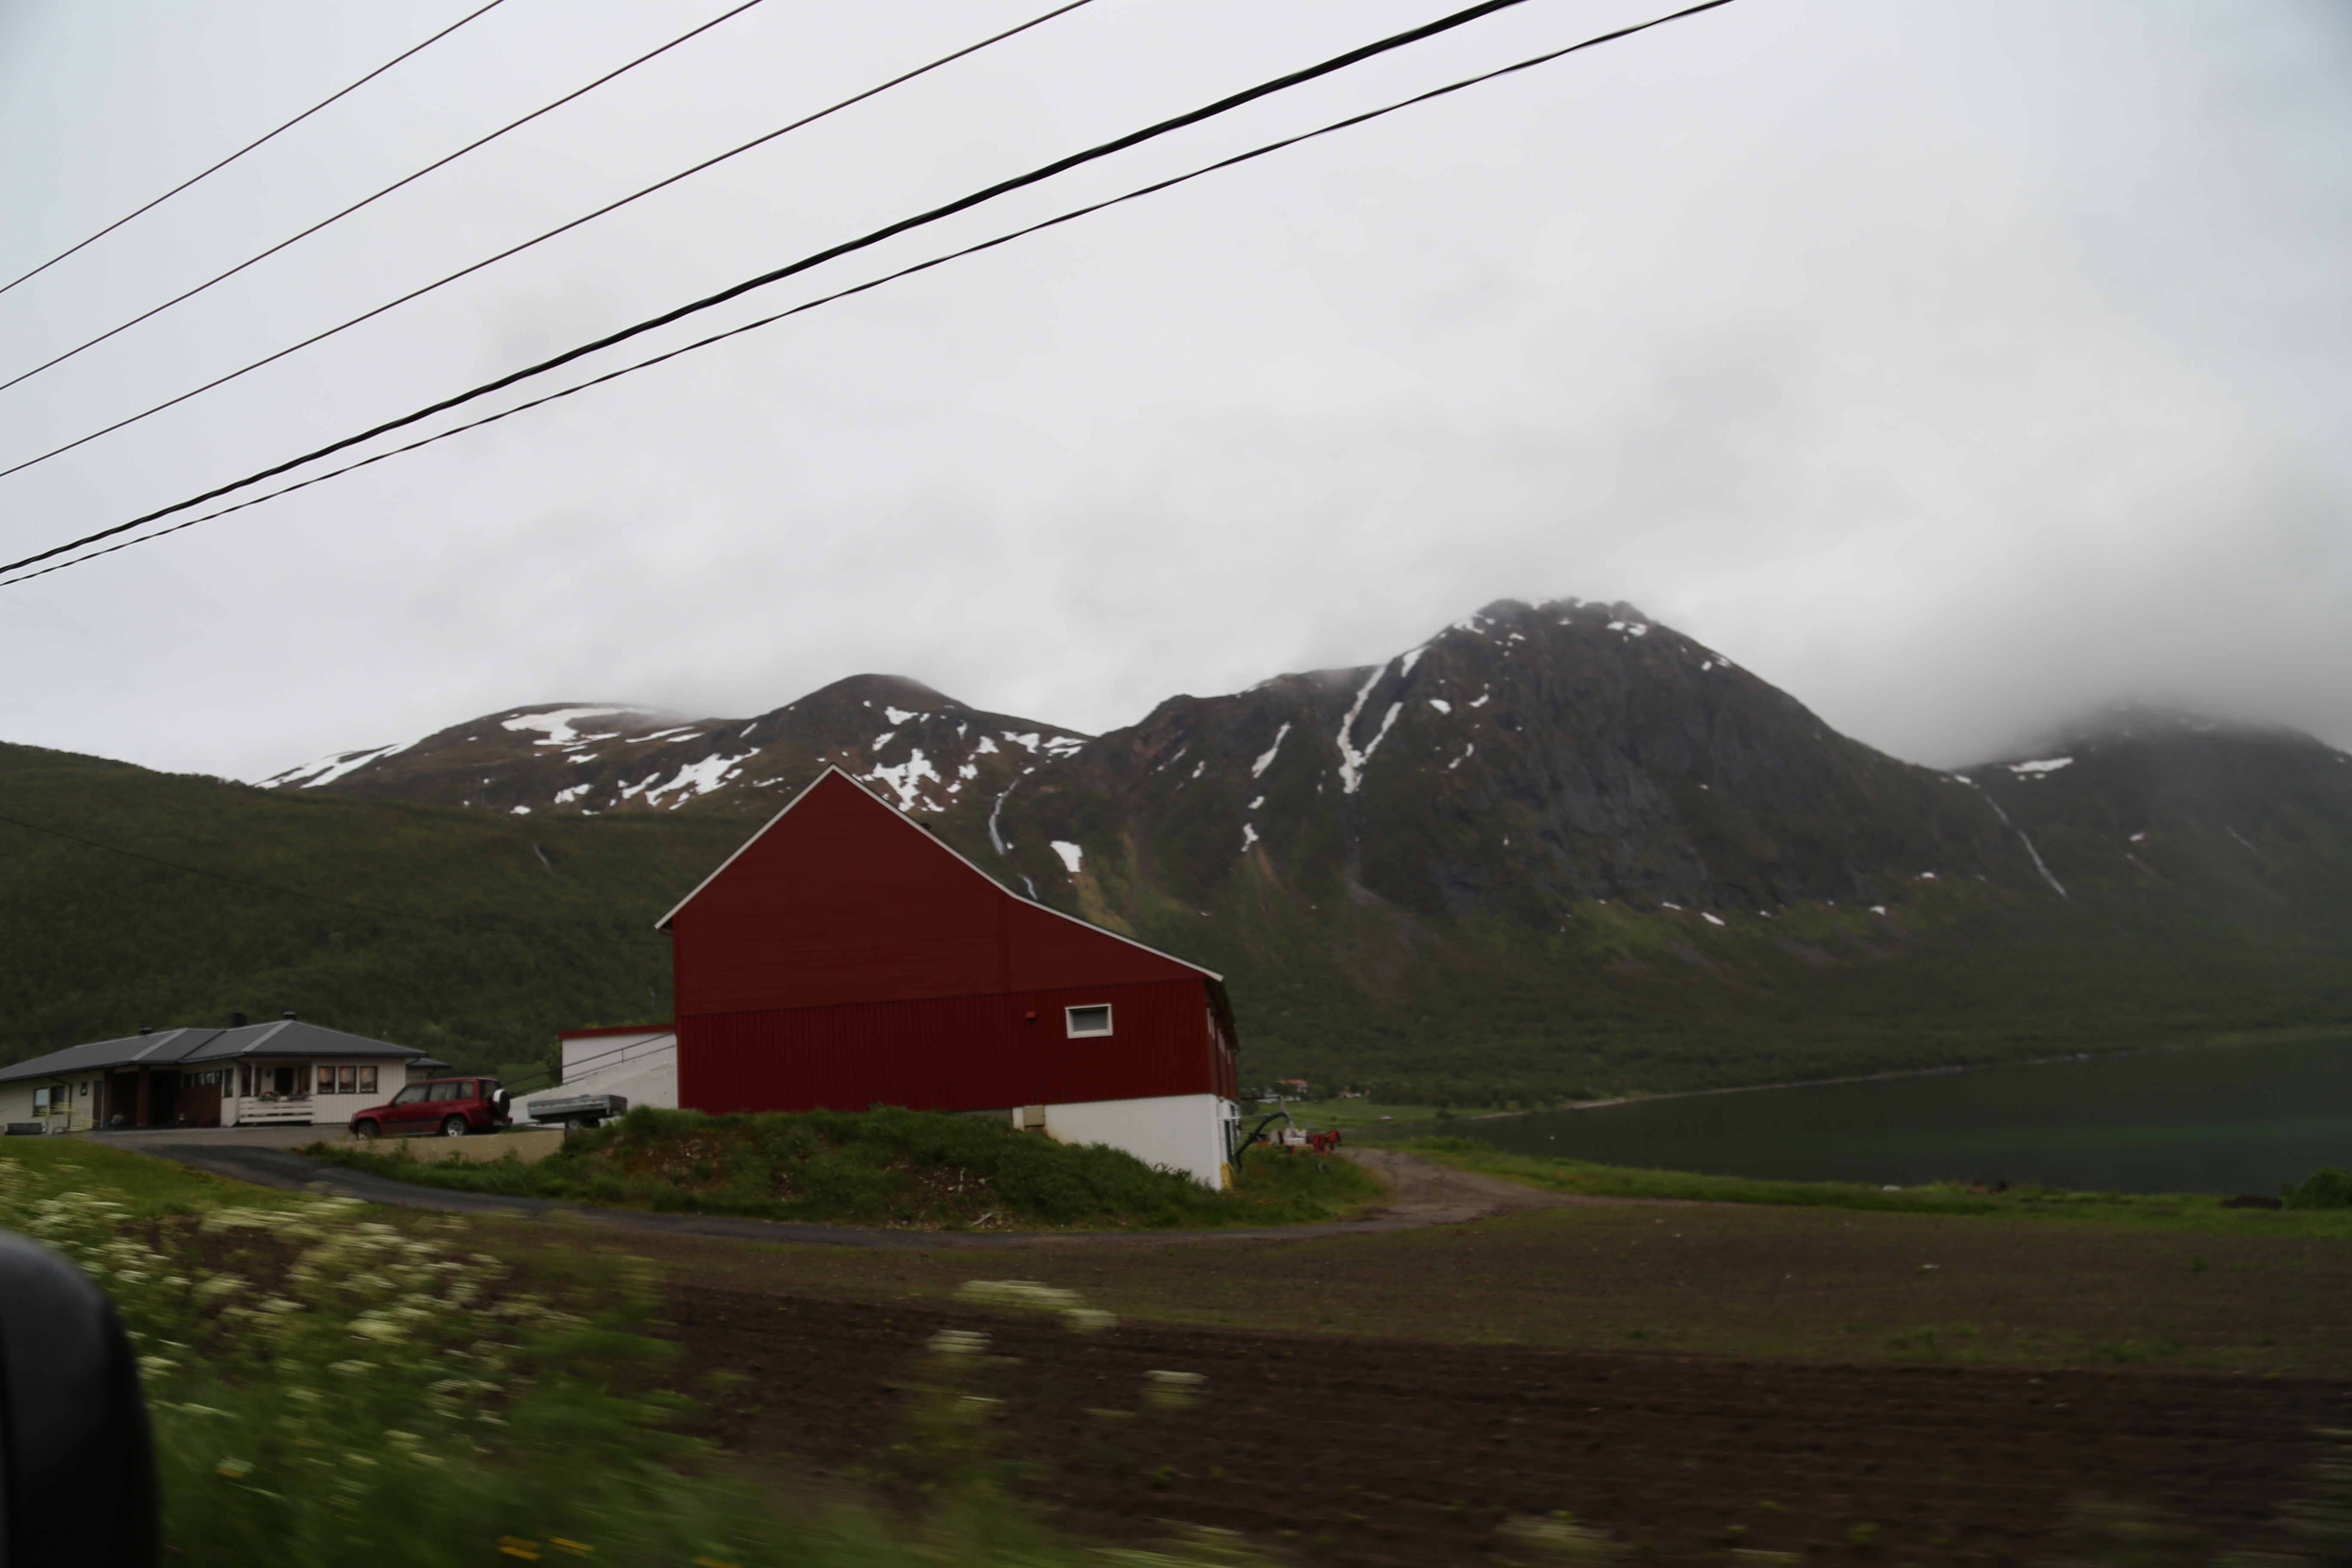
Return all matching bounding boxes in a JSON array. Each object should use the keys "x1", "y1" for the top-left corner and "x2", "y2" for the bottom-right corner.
[
  {"x1": 0, "y1": 0, "x2": 1739, "y2": 587},
  {"x1": 0, "y1": 0, "x2": 775, "y2": 398},
  {"x1": 0, "y1": 0, "x2": 1099, "y2": 484},
  {"x1": 0, "y1": 0, "x2": 517, "y2": 302}
]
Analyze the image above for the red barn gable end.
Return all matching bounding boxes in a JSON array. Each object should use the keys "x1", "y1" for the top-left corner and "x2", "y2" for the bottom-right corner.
[{"x1": 657, "y1": 769, "x2": 1240, "y2": 1185}]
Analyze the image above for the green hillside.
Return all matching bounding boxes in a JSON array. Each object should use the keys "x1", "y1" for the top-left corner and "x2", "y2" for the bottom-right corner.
[{"x1": 0, "y1": 741, "x2": 749, "y2": 1072}]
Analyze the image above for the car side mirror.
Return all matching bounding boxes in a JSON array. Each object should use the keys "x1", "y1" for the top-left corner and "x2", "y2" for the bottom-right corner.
[{"x1": 0, "y1": 1231, "x2": 161, "y2": 1567}]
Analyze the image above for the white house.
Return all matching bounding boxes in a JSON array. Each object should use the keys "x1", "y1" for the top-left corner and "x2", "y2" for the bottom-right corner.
[{"x1": 0, "y1": 1017, "x2": 432, "y2": 1131}]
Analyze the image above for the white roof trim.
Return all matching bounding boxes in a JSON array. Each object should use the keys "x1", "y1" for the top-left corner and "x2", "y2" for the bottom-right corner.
[
  {"x1": 235, "y1": 1018, "x2": 294, "y2": 1055},
  {"x1": 129, "y1": 1029, "x2": 192, "y2": 1061},
  {"x1": 655, "y1": 766, "x2": 1222, "y2": 983}
]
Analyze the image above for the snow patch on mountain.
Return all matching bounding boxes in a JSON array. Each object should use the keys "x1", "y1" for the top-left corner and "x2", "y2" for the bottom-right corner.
[
  {"x1": 1334, "y1": 666, "x2": 1406, "y2": 795},
  {"x1": 1251, "y1": 723, "x2": 1292, "y2": 779},
  {"x1": 257, "y1": 739, "x2": 417, "y2": 790},
  {"x1": 867, "y1": 750, "x2": 941, "y2": 812},
  {"x1": 502, "y1": 707, "x2": 631, "y2": 747}
]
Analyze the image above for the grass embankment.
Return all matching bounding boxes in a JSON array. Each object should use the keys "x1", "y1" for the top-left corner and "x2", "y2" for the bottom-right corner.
[
  {"x1": 309, "y1": 1105, "x2": 1384, "y2": 1230},
  {"x1": 1401, "y1": 1137, "x2": 2352, "y2": 1235},
  {"x1": 0, "y1": 1138, "x2": 1258, "y2": 1567}
]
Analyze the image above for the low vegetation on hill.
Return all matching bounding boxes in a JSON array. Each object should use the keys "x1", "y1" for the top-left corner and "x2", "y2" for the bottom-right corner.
[
  {"x1": 308, "y1": 1105, "x2": 1381, "y2": 1229},
  {"x1": 0, "y1": 741, "x2": 741, "y2": 1072}
]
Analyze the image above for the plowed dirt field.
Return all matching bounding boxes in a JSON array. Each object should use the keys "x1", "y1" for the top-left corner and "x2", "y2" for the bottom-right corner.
[{"x1": 669, "y1": 1286, "x2": 2343, "y2": 1568}]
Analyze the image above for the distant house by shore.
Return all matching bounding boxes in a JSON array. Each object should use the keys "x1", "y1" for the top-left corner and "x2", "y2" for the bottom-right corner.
[{"x1": 0, "y1": 1015, "x2": 430, "y2": 1131}]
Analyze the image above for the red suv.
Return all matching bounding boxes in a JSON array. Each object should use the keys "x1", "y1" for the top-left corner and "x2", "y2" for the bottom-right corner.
[{"x1": 349, "y1": 1078, "x2": 511, "y2": 1140}]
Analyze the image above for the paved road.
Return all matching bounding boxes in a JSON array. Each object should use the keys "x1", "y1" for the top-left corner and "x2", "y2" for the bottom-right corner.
[{"x1": 133, "y1": 1139, "x2": 1619, "y2": 1251}]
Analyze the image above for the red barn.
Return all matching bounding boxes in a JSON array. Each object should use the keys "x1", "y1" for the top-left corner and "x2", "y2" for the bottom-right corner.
[{"x1": 656, "y1": 768, "x2": 1242, "y2": 1185}]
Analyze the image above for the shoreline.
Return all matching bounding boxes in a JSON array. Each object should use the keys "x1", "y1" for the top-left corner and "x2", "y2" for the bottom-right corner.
[{"x1": 1355, "y1": 1021, "x2": 2352, "y2": 1133}]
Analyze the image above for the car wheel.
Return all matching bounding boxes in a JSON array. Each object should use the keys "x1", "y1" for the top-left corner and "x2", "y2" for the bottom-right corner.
[
  {"x1": 440, "y1": 1114, "x2": 469, "y2": 1138},
  {"x1": 352, "y1": 1120, "x2": 380, "y2": 1140}
]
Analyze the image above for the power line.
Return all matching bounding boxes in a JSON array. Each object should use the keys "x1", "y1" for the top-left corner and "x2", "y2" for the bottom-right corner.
[
  {"x1": 0, "y1": 0, "x2": 1556, "y2": 573},
  {"x1": 0, "y1": 0, "x2": 1100, "y2": 490},
  {"x1": 0, "y1": 807, "x2": 637, "y2": 941},
  {"x1": 0, "y1": 0, "x2": 1741, "y2": 588},
  {"x1": 0, "y1": 0, "x2": 774, "y2": 399},
  {"x1": 0, "y1": 0, "x2": 515, "y2": 302}
]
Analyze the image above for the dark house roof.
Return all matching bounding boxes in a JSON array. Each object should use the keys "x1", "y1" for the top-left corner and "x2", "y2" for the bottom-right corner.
[{"x1": 0, "y1": 1020, "x2": 426, "y2": 1086}]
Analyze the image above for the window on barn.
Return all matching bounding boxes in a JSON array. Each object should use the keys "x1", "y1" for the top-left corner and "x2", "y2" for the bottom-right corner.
[{"x1": 1066, "y1": 1005, "x2": 1113, "y2": 1038}]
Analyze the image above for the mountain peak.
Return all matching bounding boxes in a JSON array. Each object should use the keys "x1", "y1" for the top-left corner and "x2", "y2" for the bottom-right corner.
[{"x1": 787, "y1": 674, "x2": 968, "y2": 716}]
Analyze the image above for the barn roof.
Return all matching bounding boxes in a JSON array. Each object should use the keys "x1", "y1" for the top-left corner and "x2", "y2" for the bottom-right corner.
[
  {"x1": 0, "y1": 1021, "x2": 426, "y2": 1084},
  {"x1": 655, "y1": 766, "x2": 1222, "y2": 983}
]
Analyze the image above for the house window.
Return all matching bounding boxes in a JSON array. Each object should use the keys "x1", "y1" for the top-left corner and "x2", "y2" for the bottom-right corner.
[
  {"x1": 1065, "y1": 1004, "x2": 1113, "y2": 1038},
  {"x1": 358, "y1": 1066, "x2": 378, "y2": 1094},
  {"x1": 333, "y1": 1065, "x2": 357, "y2": 1094}
]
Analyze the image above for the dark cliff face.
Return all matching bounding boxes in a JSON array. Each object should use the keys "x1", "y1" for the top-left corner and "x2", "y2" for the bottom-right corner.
[{"x1": 986, "y1": 598, "x2": 2034, "y2": 930}]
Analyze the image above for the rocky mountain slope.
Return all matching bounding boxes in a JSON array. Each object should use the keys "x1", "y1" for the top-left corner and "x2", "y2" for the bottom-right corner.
[
  {"x1": 268, "y1": 597, "x2": 2066, "y2": 915},
  {"x1": 981, "y1": 598, "x2": 2043, "y2": 919},
  {"x1": 237, "y1": 598, "x2": 2352, "y2": 1095},
  {"x1": 259, "y1": 675, "x2": 1085, "y2": 819}
]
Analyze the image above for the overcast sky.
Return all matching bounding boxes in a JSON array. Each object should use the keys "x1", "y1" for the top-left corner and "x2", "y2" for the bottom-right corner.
[{"x1": 2, "y1": 0, "x2": 2346, "y2": 781}]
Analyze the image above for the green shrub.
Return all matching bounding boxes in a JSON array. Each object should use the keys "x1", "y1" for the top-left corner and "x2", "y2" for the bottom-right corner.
[
  {"x1": 311, "y1": 1106, "x2": 1381, "y2": 1230},
  {"x1": 2284, "y1": 1167, "x2": 2352, "y2": 1210}
]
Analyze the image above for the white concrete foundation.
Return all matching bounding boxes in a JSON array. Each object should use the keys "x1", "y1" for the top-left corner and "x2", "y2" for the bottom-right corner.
[{"x1": 1018, "y1": 1092, "x2": 1239, "y2": 1189}]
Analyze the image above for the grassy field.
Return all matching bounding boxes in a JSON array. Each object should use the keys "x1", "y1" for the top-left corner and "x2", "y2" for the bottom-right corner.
[
  {"x1": 308, "y1": 1104, "x2": 1386, "y2": 1230},
  {"x1": 1397, "y1": 1138, "x2": 2352, "y2": 1234},
  {"x1": 0, "y1": 1134, "x2": 311, "y2": 1215},
  {"x1": 10, "y1": 1133, "x2": 2352, "y2": 1566},
  {"x1": 1, "y1": 1138, "x2": 1270, "y2": 1568},
  {"x1": 505, "y1": 1194, "x2": 2352, "y2": 1378},
  {"x1": 287, "y1": 1127, "x2": 2352, "y2": 1377}
]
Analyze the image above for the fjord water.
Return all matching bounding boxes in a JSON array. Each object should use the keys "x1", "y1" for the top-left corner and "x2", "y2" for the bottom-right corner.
[{"x1": 1436, "y1": 1034, "x2": 2352, "y2": 1195}]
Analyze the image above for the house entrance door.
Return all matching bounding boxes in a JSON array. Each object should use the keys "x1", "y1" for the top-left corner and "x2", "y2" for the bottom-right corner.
[{"x1": 148, "y1": 1071, "x2": 180, "y2": 1126}]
